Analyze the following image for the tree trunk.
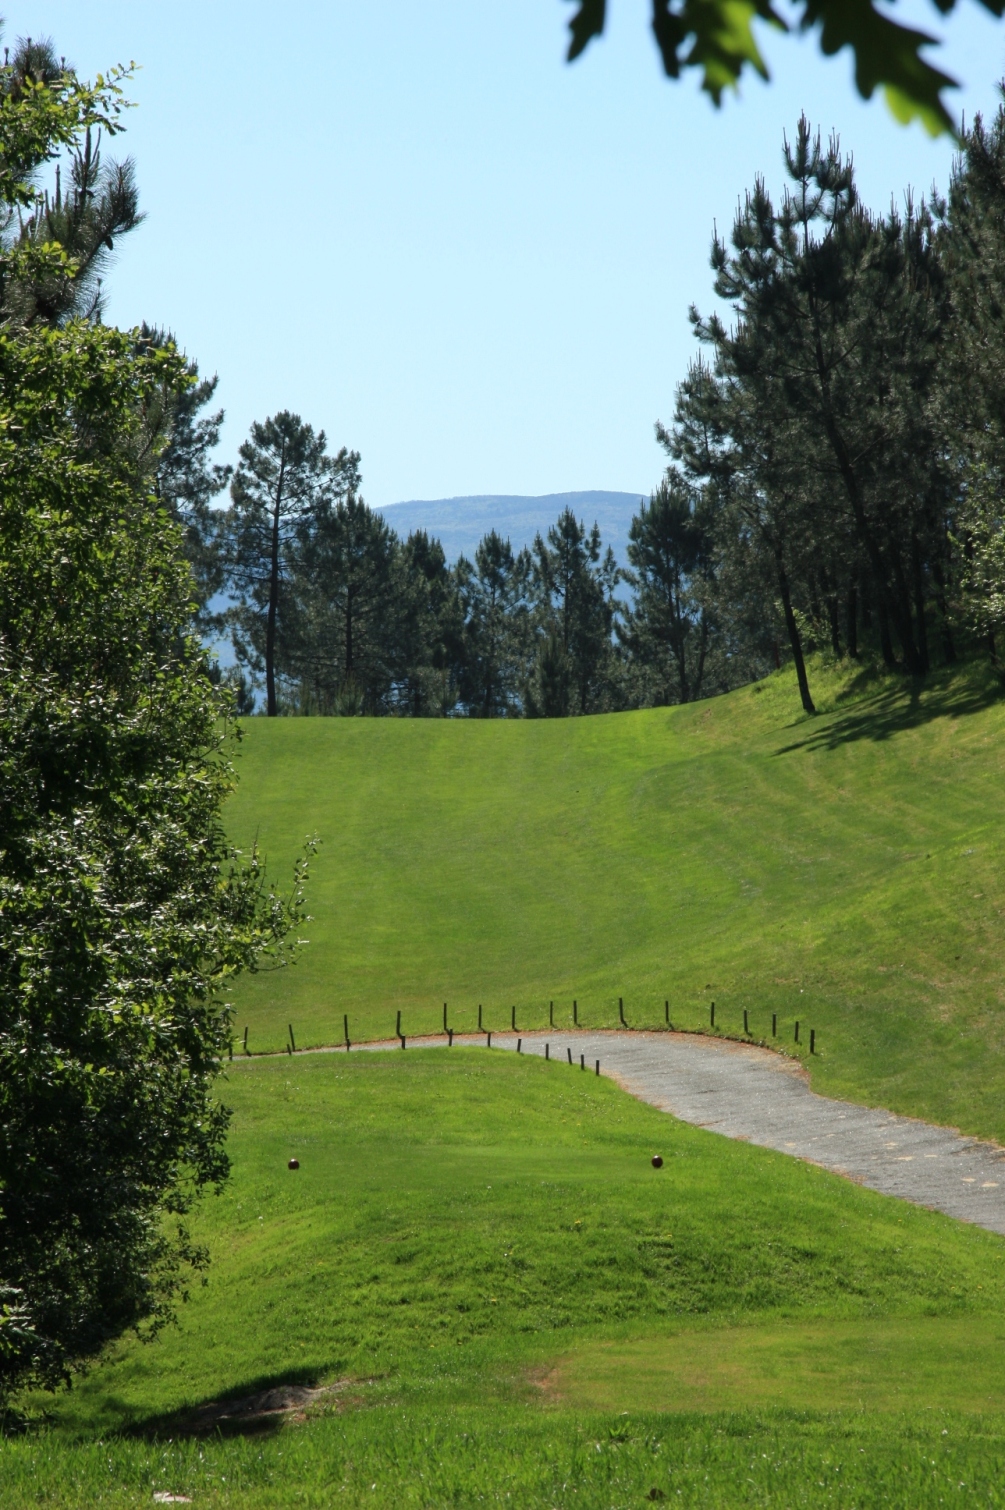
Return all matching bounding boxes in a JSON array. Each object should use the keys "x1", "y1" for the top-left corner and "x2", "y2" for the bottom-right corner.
[
  {"x1": 265, "y1": 448, "x2": 287, "y2": 718},
  {"x1": 845, "y1": 582, "x2": 859, "y2": 659},
  {"x1": 675, "y1": 616, "x2": 689, "y2": 703},
  {"x1": 910, "y1": 532, "x2": 930, "y2": 675},
  {"x1": 693, "y1": 614, "x2": 709, "y2": 701},
  {"x1": 827, "y1": 595, "x2": 841, "y2": 658},
  {"x1": 877, "y1": 599, "x2": 896, "y2": 668},
  {"x1": 775, "y1": 545, "x2": 815, "y2": 714},
  {"x1": 930, "y1": 557, "x2": 956, "y2": 665},
  {"x1": 810, "y1": 338, "x2": 921, "y2": 674}
]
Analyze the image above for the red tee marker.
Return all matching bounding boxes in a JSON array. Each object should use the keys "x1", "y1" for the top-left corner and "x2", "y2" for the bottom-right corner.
[
  {"x1": 288, "y1": 1158, "x2": 300, "y2": 1170},
  {"x1": 651, "y1": 1155, "x2": 663, "y2": 1169}
]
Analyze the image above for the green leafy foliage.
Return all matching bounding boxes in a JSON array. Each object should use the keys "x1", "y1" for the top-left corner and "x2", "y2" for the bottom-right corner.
[
  {"x1": 565, "y1": 0, "x2": 988, "y2": 134},
  {"x1": 0, "y1": 321, "x2": 311, "y2": 1402}
]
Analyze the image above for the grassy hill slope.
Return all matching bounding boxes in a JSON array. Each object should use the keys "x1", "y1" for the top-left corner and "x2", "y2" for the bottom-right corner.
[
  {"x1": 226, "y1": 659, "x2": 1005, "y2": 1139},
  {"x1": 14, "y1": 1051, "x2": 1005, "y2": 1506}
]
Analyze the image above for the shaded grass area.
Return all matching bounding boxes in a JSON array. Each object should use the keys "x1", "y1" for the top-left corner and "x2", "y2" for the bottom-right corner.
[
  {"x1": 9, "y1": 1407, "x2": 1005, "y2": 1508},
  {"x1": 225, "y1": 657, "x2": 1005, "y2": 1141}
]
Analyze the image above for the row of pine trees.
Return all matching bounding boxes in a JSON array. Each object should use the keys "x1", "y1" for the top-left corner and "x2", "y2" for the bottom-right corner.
[{"x1": 165, "y1": 106, "x2": 1005, "y2": 717}]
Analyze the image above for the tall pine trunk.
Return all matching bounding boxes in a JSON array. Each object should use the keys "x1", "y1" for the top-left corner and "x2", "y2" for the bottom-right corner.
[
  {"x1": 910, "y1": 532, "x2": 930, "y2": 675},
  {"x1": 827, "y1": 594, "x2": 842, "y2": 657},
  {"x1": 775, "y1": 544, "x2": 815, "y2": 714},
  {"x1": 344, "y1": 585, "x2": 354, "y2": 685},
  {"x1": 878, "y1": 599, "x2": 896, "y2": 667},
  {"x1": 845, "y1": 581, "x2": 859, "y2": 659},
  {"x1": 693, "y1": 614, "x2": 709, "y2": 702},
  {"x1": 930, "y1": 556, "x2": 956, "y2": 664},
  {"x1": 265, "y1": 448, "x2": 287, "y2": 718}
]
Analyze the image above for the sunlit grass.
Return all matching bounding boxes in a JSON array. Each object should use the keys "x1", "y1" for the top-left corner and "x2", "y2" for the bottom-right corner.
[
  {"x1": 13, "y1": 659, "x2": 1005, "y2": 1505},
  {"x1": 12, "y1": 1050, "x2": 1005, "y2": 1504},
  {"x1": 226, "y1": 656, "x2": 1005, "y2": 1141}
]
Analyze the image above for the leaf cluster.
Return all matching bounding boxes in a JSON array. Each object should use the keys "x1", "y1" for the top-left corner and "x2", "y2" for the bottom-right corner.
[{"x1": 566, "y1": 0, "x2": 990, "y2": 135}]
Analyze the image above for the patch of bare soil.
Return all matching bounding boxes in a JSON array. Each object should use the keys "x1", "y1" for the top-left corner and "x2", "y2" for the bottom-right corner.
[{"x1": 526, "y1": 1362, "x2": 566, "y2": 1406}]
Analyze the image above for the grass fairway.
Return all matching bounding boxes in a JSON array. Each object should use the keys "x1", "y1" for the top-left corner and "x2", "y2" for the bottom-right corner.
[
  {"x1": 11, "y1": 1050, "x2": 1005, "y2": 1506},
  {"x1": 227, "y1": 658, "x2": 1005, "y2": 1141}
]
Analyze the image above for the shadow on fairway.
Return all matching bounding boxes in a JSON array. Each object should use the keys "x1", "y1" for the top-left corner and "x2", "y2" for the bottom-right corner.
[
  {"x1": 121, "y1": 1367, "x2": 345, "y2": 1439},
  {"x1": 775, "y1": 664, "x2": 1003, "y2": 755}
]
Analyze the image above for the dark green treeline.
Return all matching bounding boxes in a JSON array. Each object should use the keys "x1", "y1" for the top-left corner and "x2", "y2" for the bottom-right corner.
[{"x1": 176, "y1": 106, "x2": 1005, "y2": 716}]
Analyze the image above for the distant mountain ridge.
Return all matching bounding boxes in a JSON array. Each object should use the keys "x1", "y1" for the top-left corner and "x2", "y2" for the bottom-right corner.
[{"x1": 377, "y1": 490, "x2": 647, "y2": 569}]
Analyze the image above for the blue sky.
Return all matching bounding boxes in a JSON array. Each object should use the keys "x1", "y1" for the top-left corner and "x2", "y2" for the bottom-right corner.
[{"x1": 9, "y1": 1, "x2": 1005, "y2": 506}]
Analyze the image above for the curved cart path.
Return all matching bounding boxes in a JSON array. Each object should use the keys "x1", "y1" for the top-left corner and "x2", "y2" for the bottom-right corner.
[
  {"x1": 317, "y1": 1028, "x2": 1005, "y2": 1235},
  {"x1": 241, "y1": 1032, "x2": 1001, "y2": 1232}
]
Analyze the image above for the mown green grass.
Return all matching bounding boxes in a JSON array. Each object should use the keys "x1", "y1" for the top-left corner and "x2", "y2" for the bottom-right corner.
[
  {"x1": 225, "y1": 657, "x2": 1005, "y2": 1141},
  {"x1": 11, "y1": 1051, "x2": 1005, "y2": 1506},
  {"x1": 11, "y1": 1408, "x2": 1005, "y2": 1508},
  {"x1": 554, "y1": 1317, "x2": 1005, "y2": 1414}
]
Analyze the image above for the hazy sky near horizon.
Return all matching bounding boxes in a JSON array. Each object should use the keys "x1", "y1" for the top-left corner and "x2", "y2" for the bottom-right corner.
[{"x1": 9, "y1": 2, "x2": 1005, "y2": 506}]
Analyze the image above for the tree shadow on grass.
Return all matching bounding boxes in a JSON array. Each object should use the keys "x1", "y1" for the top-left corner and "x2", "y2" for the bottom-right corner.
[
  {"x1": 119, "y1": 1366, "x2": 358, "y2": 1439},
  {"x1": 774, "y1": 663, "x2": 1004, "y2": 756}
]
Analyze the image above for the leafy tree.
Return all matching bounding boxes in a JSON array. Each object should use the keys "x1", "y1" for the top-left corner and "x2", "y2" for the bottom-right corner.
[
  {"x1": 458, "y1": 530, "x2": 533, "y2": 717},
  {"x1": 529, "y1": 508, "x2": 620, "y2": 715},
  {"x1": 565, "y1": 0, "x2": 987, "y2": 136},
  {"x1": 619, "y1": 473, "x2": 713, "y2": 705},
  {"x1": 0, "y1": 47, "x2": 310, "y2": 1406},
  {"x1": 226, "y1": 412, "x2": 340, "y2": 716},
  {"x1": 0, "y1": 322, "x2": 309, "y2": 1405}
]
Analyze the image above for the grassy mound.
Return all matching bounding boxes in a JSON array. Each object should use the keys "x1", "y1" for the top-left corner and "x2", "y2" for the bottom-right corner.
[
  {"x1": 12, "y1": 1050, "x2": 1005, "y2": 1505},
  {"x1": 227, "y1": 658, "x2": 1005, "y2": 1140}
]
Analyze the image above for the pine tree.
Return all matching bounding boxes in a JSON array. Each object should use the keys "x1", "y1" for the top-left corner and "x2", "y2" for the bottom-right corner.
[
  {"x1": 0, "y1": 37, "x2": 143, "y2": 326},
  {"x1": 226, "y1": 413, "x2": 340, "y2": 716},
  {"x1": 394, "y1": 531, "x2": 465, "y2": 716},
  {"x1": 136, "y1": 327, "x2": 231, "y2": 632},
  {"x1": 458, "y1": 531, "x2": 532, "y2": 717},
  {"x1": 673, "y1": 118, "x2": 953, "y2": 700},
  {"x1": 619, "y1": 474, "x2": 713, "y2": 705},
  {"x1": 530, "y1": 508, "x2": 619, "y2": 715},
  {"x1": 291, "y1": 483, "x2": 396, "y2": 714},
  {"x1": 940, "y1": 100, "x2": 1005, "y2": 669}
]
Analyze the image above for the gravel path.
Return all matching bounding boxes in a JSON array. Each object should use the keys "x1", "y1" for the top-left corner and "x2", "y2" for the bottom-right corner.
[{"x1": 334, "y1": 1028, "x2": 1005, "y2": 1235}]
